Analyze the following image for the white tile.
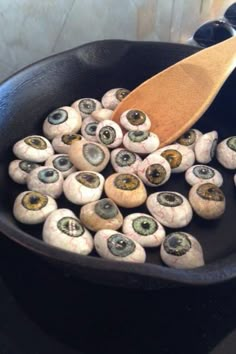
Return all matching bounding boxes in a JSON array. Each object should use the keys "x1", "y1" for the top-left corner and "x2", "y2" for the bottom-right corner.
[
  {"x1": 53, "y1": 0, "x2": 137, "y2": 53},
  {"x1": 0, "y1": 0, "x2": 74, "y2": 70}
]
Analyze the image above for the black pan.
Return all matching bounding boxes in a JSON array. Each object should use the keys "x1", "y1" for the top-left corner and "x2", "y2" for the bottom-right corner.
[{"x1": 0, "y1": 40, "x2": 235, "y2": 289}]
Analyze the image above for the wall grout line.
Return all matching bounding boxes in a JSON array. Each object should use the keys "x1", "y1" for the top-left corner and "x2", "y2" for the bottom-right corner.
[{"x1": 50, "y1": 0, "x2": 76, "y2": 53}]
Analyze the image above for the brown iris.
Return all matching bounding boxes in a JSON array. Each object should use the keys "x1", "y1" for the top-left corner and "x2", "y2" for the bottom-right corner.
[
  {"x1": 177, "y1": 129, "x2": 196, "y2": 146},
  {"x1": 114, "y1": 173, "x2": 140, "y2": 190},
  {"x1": 24, "y1": 136, "x2": 47, "y2": 150},
  {"x1": 62, "y1": 134, "x2": 82, "y2": 145},
  {"x1": 161, "y1": 149, "x2": 182, "y2": 169},
  {"x1": 145, "y1": 164, "x2": 166, "y2": 185},
  {"x1": 126, "y1": 110, "x2": 146, "y2": 126},
  {"x1": 197, "y1": 183, "x2": 224, "y2": 201},
  {"x1": 22, "y1": 191, "x2": 48, "y2": 210},
  {"x1": 115, "y1": 88, "x2": 130, "y2": 101},
  {"x1": 76, "y1": 172, "x2": 100, "y2": 188}
]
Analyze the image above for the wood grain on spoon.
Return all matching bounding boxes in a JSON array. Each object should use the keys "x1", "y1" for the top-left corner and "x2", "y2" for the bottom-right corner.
[{"x1": 112, "y1": 37, "x2": 236, "y2": 147}]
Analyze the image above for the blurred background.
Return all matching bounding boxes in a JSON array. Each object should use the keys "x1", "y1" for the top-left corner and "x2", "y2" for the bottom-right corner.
[{"x1": 0, "y1": 0, "x2": 235, "y2": 82}]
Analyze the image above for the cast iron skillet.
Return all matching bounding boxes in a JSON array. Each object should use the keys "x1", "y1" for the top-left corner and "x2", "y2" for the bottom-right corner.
[{"x1": 0, "y1": 40, "x2": 235, "y2": 289}]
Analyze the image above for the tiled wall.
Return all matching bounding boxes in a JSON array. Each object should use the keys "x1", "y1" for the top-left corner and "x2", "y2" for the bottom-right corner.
[{"x1": 0, "y1": 0, "x2": 234, "y2": 82}]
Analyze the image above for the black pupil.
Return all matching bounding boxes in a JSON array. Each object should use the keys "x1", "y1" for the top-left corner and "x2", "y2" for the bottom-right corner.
[
  {"x1": 123, "y1": 178, "x2": 130, "y2": 184},
  {"x1": 45, "y1": 171, "x2": 54, "y2": 177},
  {"x1": 90, "y1": 126, "x2": 96, "y2": 132},
  {"x1": 200, "y1": 168, "x2": 208, "y2": 174},
  {"x1": 132, "y1": 111, "x2": 140, "y2": 119},
  {"x1": 167, "y1": 156, "x2": 173, "y2": 162},
  {"x1": 103, "y1": 130, "x2": 110, "y2": 138},
  {"x1": 169, "y1": 237, "x2": 181, "y2": 248},
  {"x1": 165, "y1": 195, "x2": 176, "y2": 202},
  {"x1": 104, "y1": 203, "x2": 111, "y2": 209},
  {"x1": 52, "y1": 113, "x2": 61, "y2": 120},
  {"x1": 183, "y1": 133, "x2": 191, "y2": 139},
  {"x1": 134, "y1": 131, "x2": 143, "y2": 137},
  {"x1": 208, "y1": 188, "x2": 216, "y2": 194},
  {"x1": 84, "y1": 174, "x2": 95, "y2": 183},
  {"x1": 32, "y1": 139, "x2": 40, "y2": 145},
  {"x1": 59, "y1": 158, "x2": 67, "y2": 166},
  {"x1": 122, "y1": 154, "x2": 130, "y2": 161},
  {"x1": 85, "y1": 103, "x2": 91, "y2": 109},
  {"x1": 29, "y1": 196, "x2": 39, "y2": 204},
  {"x1": 150, "y1": 169, "x2": 160, "y2": 177},
  {"x1": 141, "y1": 221, "x2": 150, "y2": 229},
  {"x1": 116, "y1": 240, "x2": 126, "y2": 250}
]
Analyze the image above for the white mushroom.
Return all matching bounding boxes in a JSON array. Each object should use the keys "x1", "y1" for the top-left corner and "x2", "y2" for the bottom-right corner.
[
  {"x1": 91, "y1": 108, "x2": 113, "y2": 122},
  {"x1": 185, "y1": 165, "x2": 223, "y2": 187},
  {"x1": 52, "y1": 133, "x2": 85, "y2": 154},
  {"x1": 45, "y1": 154, "x2": 76, "y2": 178},
  {"x1": 71, "y1": 98, "x2": 102, "y2": 119},
  {"x1": 216, "y1": 136, "x2": 236, "y2": 169},
  {"x1": 8, "y1": 160, "x2": 40, "y2": 184},
  {"x1": 111, "y1": 148, "x2": 142, "y2": 174},
  {"x1": 43, "y1": 208, "x2": 93, "y2": 255},
  {"x1": 123, "y1": 131, "x2": 160, "y2": 154},
  {"x1": 120, "y1": 109, "x2": 151, "y2": 131},
  {"x1": 80, "y1": 116, "x2": 98, "y2": 142},
  {"x1": 194, "y1": 130, "x2": 218, "y2": 164},
  {"x1": 101, "y1": 88, "x2": 130, "y2": 110},
  {"x1": 13, "y1": 190, "x2": 57, "y2": 224},
  {"x1": 96, "y1": 120, "x2": 123, "y2": 148},
  {"x1": 13, "y1": 135, "x2": 54, "y2": 162},
  {"x1": 176, "y1": 129, "x2": 202, "y2": 150},
  {"x1": 94, "y1": 229, "x2": 146, "y2": 263}
]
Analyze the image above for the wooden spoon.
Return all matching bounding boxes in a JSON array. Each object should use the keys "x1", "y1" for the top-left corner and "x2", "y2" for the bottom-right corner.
[{"x1": 112, "y1": 36, "x2": 236, "y2": 147}]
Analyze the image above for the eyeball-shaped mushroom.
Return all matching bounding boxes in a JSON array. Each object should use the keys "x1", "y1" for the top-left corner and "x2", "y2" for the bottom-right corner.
[
  {"x1": 43, "y1": 209, "x2": 93, "y2": 255},
  {"x1": 120, "y1": 109, "x2": 151, "y2": 131},
  {"x1": 160, "y1": 232, "x2": 204, "y2": 269},
  {"x1": 105, "y1": 173, "x2": 147, "y2": 208},
  {"x1": 45, "y1": 154, "x2": 76, "y2": 178},
  {"x1": 176, "y1": 129, "x2": 202, "y2": 149},
  {"x1": 185, "y1": 165, "x2": 223, "y2": 187},
  {"x1": 122, "y1": 213, "x2": 165, "y2": 248},
  {"x1": 111, "y1": 148, "x2": 142, "y2": 174},
  {"x1": 234, "y1": 174, "x2": 236, "y2": 186},
  {"x1": 194, "y1": 131, "x2": 218, "y2": 164},
  {"x1": 80, "y1": 198, "x2": 123, "y2": 232},
  {"x1": 216, "y1": 136, "x2": 236, "y2": 169},
  {"x1": 69, "y1": 140, "x2": 110, "y2": 173},
  {"x1": 52, "y1": 133, "x2": 85, "y2": 154},
  {"x1": 147, "y1": 191, "x2": 193, "y2": 228},
  {"x1": 8, "y1": 160, "x2": 40, "y2": 184},
  {"x1": 96, "y1": 120, "x2": 123, "y2": 148},
  {"x1": 189, "y1": 182, "x2": 225, "y2": 220},
  {"x1": 91, "y1": 108, "x2": 113, "y2": 122},
  {"x1": 101, "y1": 88, "x2": 130, "y2": 110},
  {"x1": 13, "y1": 135, "x2": 54, "y2": 162},
  {"x1": 27, "y1": 166, "x2": 64, "y2": 199},
  {"x1": 13, "y1": 191, "x2": 57, "y2": 224},
  {"x1": 63, "y1": 171, "x2": 104, "y2": 205},
  {"x1": 156, "y1": 144, "x2": 195, "y2": 173},
  {"x1": 123, "y1": 131, "x2": 160, "y2": 154},
  {"x1": 94, "y1": 229, "x2": 146, "y2": 263},
  {"x1": 43, "y1": 107, "x2": 82, "y2": 140},
  {"x1": 137, "y1": 153, "x2": 171, "y2": 187},
  {"x1": 81, "y1": 116, "x2": 98, "y2": 142},
  {"x1": 71, "y1": 98, "x2": 102, "y2": 119}
]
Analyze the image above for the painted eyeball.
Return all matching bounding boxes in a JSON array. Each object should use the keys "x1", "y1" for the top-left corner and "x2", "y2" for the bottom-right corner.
[
  {"x1": 8, "y1": 160, "x2": 40, "y2": 184},
  {"x1": 111, "y1": 148, "x2": 142, "y2": 174},
  {"x1": 120, "y1": 109, "x2": 151, "y2": 131},
  {"x1": 96, "y1": 120, "x2": 123, "y2": 148},
  {"x1": 189, "y1": 182, "x2": 225, "y2": 220},
  {"x1": 43, "y1": 209, "x2": 93, "y2": 255},
  {"x1": 234, "y1": 174, "x2": 236, "y2": 187},
  {"x1": 104, "y1": 173, "x2": 147, "y2": 208},
  {"x1": 101, "y1": 88, "x2": 130, "y2": 110},
  {"x1": 43, "y1": 106, "x2": 82, "y2": 140},
  {"x1": 216, "y1": 136, "x2": 236, "y2": 169},
  {"x1": 63, "y1": 171, "x2": 104, "y2": 205},
  {"x1": 137, "y1": 153, "x2": 171, "y2": 187},
  {"x1": 71, "y1": 98, "x2": 102, "y2": 119},
  {"x1": 81, "y1": 116, "x2": 98, "y2": 142},
  {"x1": 52, "y1": 133, "x2": 85, "y2": 154},
  {"x1": 69, "y1": 140, "x2": 110, "y2": 172},
  {"x1": 13, "y1": 135, "x2": 54, "y2": 162},
  {"x1": 156, "y1": 144, "x2": 195, "y2": 173},
  {"x1": 123, "y1": 131, "x2": 160, "y2": 154},
  {"x1": 91, "y1": 108, "x2": 113, "y2": 122},
  {"x1": 147, "y1": 191, "x2": 193, "y2": 228},
  {"x1": 160, "y1": 232, "x2": 204, "y2": 269},
  {"x1": 80, "y1": 198, "x2": 123, "y2": 232},
  {"x1": 122, "y1": 213, "x2": 165, "y2": 248},
  {"x1": 27, "y1": 166, "x2": 64, "y2": 199},
  {"x1": 194, "y1": 131, "x2": 218, "y2": 164},
  {"x1": 13, "y1": 191, "x2": 57, "y2": 224},
  {"x1": 45, "y1": 154, "x2": 76, "y2": 178},
  {"x1": 185, "y1": 165, "x2": 223, "y2": 187},
  {"x1": 94, "y1": 229, "x2": 146, "y2": 263},
  {"x1": 176, "y1": 129, "x2": 202, "y2": 149}
]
